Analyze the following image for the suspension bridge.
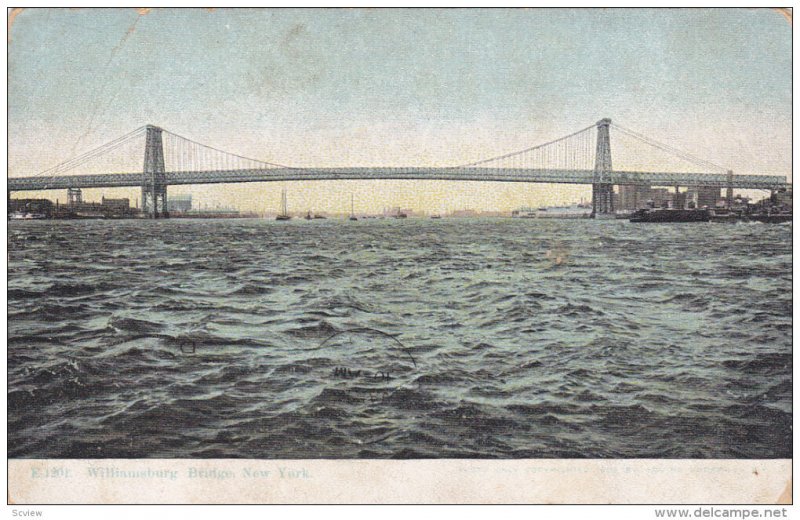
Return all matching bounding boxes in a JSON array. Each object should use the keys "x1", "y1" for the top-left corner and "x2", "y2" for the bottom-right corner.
[{"x1": 7, "y1": 118, "x2": 790, "y2": 218}]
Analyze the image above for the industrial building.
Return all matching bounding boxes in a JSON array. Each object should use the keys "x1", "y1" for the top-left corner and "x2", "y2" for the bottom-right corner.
[
  {"x1": 617, "y1": 185, "x2": 721, "y2": 211},
  {"x1": 9, "y1": 194, "x2": 139, "y2": 219},
  {"x1": 167, "y1": 194, "x2": 193, "y2": 213},
  {"x1": 9, "y1": 198, "x2": 55, "y2": 218},
  {"x1": 685, "y1": 187, "x2": 721, "y2": 209}
]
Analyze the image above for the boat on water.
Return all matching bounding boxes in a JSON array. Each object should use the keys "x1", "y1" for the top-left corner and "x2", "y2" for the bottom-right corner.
[
  {"x1": 749, "y1": 212, "x2": 792, "y2": 224},
  {"x1": 9, "y1": 212, "x2": 46, "y2": 220},
  {"x1": 544, "y1": 204, "x2": 592, "y2": 219},
  {"x1": 701, "y1": 208, "x2": 791, "y2": 224},
  {"x1": 709, "y1": 209, "x2": 742, "y2": 223},
  {"x1": 710, "y1": 214, "x2": 741, "y2": 223},
  {"x1": 394, "y1": 212, "x2": 407, "y2": 219},
  {"x1": 513, "y1": 203, "x2": 591, "y2": 219},
  {"x1": 276, "y1": 189, "x2": 291, "y2": 220},
  {"x1": 430, "y1": 215, "x2": 442, "y2": 219},
  {"x1": 301, "y1": 211, "x2": 326, "y2": 219},
  {"x1": 349, "y1": 195, "x2": 358, "y2": 221},
  {"x1": 629, "y1": 208, "x2": 710, "y2": 223},
  {"x1": 511, "y1": 208, "x2": 537, "y2": 218}
]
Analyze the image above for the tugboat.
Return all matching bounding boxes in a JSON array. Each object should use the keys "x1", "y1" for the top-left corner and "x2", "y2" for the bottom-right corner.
[
  {"x1": 629, "y1": 207, "x2": 710, "y2": 223},
  {"x1": 276, "y1": 189, "x2": 291, "y2": 221}
]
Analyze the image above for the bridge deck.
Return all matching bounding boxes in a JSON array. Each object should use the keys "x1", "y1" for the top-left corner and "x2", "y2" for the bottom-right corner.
[{"x1": 7, "y1": 168, "x2": 790, "y2": 191}]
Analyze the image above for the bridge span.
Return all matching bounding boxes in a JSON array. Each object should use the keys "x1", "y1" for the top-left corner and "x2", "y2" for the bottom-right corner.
[
  {"x1": 8, "y1": 118, "x2": 791, "y2": 218},
  {"x1": 7, "y1": 167, "x2": 788, "y2": 192}
]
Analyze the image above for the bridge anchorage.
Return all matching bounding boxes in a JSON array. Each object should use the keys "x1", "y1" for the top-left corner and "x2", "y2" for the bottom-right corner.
[{"x1": 7, "y1": 118, "x2": 791, "y2": 219}]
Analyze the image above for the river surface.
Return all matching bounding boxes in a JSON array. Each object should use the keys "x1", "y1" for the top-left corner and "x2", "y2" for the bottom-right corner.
[{"x1": 7, "y1": 218, "x2": 792, "y2": 458}]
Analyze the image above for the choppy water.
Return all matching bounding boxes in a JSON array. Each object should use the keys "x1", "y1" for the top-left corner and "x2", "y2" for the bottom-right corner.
[{"x1": 7, "y1": 218, "x2": 792, "y2": 458}]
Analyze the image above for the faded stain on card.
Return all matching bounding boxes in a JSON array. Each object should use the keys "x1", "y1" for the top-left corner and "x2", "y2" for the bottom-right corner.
[
  {"x1": 772, "y1": 8, "x2": 792, "y2": 25},
  {"x1": 7, "y1": 7, "x2": 23, "y2": 42},
  {"x1": 777, "y1": 480, "x2": 791, "y2": 504}
]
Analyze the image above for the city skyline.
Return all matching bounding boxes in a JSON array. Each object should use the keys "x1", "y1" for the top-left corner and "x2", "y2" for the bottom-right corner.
[{"x1": 8, "y1": 8, "x2": 791, "y2": 212}]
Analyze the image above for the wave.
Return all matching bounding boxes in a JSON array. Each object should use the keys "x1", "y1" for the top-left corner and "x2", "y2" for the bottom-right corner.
[{"x1": 7, "y1": 218, "x2": 792, "y2": 459}]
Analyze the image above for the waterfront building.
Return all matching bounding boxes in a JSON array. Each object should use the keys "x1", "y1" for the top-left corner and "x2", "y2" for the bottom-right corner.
[
  {"x1": 8, "y1": 198, "x2": 55, "y2": 218},
  {"x1": 618, "y1": 184, "x2": 653, "y2": 211},
  {"x1": 167, "y1": 194, "x2": 193, "y2": 213},
  {"x1": 686, "y1": 187, "x2": 721, "y2": 209}
]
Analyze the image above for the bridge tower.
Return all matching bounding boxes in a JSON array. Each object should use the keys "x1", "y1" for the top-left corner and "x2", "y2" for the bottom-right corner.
[
  {"x1": 67, "y1": 187, "x2": 82, "y2": 206},
  {"x1": 142, "y1": 125, "x2": 168, "y2": 218},
  {"x1": 592, "y1": 118, "x2": 614, "y2": 217},
  {"x1": 726, "y1": 170, "x2": 734, "y2": 210}
]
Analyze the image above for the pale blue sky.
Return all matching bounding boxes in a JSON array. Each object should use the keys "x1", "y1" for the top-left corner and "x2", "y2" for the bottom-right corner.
[{"x1": 8, "y1": 8, "x2": 791, "y2": 211}]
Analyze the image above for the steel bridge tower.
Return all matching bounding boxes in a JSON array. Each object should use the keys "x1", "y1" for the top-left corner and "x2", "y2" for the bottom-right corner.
[
  {"x1": 142, "y1": 125, "x2": 168, "y2": 218},
  {"x1": 592, "y1": 118, "x2": 614, "y2": 217}
]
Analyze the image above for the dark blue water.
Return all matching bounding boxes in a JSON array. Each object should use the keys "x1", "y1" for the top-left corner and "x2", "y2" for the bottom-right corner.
[{"x1": 7, "y1": 218, "x2": 792, "y2": 458}]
